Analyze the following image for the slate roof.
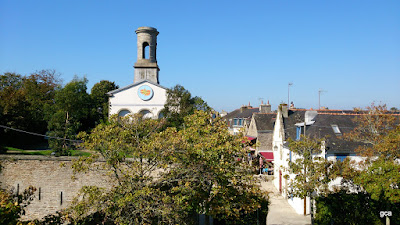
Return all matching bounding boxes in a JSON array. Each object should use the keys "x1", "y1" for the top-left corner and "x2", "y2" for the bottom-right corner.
[
  {"x1": 283, "y1": 109, "x2": 306, "y2": 140},
  {"x1": 283, "y1": 109, "x2": 368, "y2": 154},
  {"x1": 250, "y1": 113, "x2": 276, "y2": 151},
  {"x1": 307, "y1": 114, "x2": 366, "y2": 154},
  {"x1": 253, "y1": 113, "x2": 276, "y2": 131},
  {"x1": 223, "y1": 107, "x2": 260, "y2": 120}
]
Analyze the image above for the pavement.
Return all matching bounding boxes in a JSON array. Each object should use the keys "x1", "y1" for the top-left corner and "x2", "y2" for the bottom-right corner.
[{"x1": 260, "y1": 175, "x2": 311, "y2": 225}]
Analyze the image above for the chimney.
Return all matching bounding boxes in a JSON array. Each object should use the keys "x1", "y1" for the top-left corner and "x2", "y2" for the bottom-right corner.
[
  {"x1": 240, "y1": 105, "x2": 247, "y2": 113},
  {"x1": 259, "y1": 100, "x2": 271, "y2": 113},
  {"x1": 280, "y1": 104, "x2": 288, "y2": 118}
]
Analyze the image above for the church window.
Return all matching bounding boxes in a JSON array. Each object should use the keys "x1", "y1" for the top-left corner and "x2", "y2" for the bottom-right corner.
[
  {"x1": 139, "y1": 109, "x2": 153, "y2": 119},
  {"x1": 142, "y1": 42, "x2": 149, "y2": 59},
  {"x1": 118, "y1": 109, "x2": 131, "y2": 117}
]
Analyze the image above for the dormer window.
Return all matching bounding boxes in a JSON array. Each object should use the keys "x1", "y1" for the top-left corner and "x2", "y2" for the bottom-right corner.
[
  {"x1": 233, "y1": 118, "x2": 243, "y2": 126},
  {"x1": 331, "y1": 124, "x2": 341, "y2": 135}
]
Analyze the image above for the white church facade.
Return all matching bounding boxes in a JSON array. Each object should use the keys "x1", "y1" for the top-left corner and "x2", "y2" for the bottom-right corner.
[{"x1": 108, "y1": 27, "x2": 167, "y2": 119}]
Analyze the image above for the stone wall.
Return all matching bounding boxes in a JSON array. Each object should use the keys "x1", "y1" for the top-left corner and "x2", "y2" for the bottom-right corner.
[{"x1": 0, "y1": 155, "x2": 113, "y2": 221}]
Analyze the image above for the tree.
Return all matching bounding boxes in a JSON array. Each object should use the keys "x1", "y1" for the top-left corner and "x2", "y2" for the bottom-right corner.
[
  {"x1": 0, "y1": 70, "x2": 60, "y2": 149},
  {"x1": 286, "y1": 136, "x2": 332, "y2": 224},
  {"x1": 0, "y1": 185, "x2": 36, "y2": 225},
  {"x1": 46, "y1": 76, "x2": 90, "y2": 155},
  {"x1": 161, "y1": 85, "x2": 211, "y2": 128},
  {"x1": 90, "y1": 80, "x2": 119, "y2": 125},
  {"x1": 68, "y1": 110, "x2": 267, "y2": 224},
  {"x1": 342, "y1": 103, "x2": 400, "y2": 205}
]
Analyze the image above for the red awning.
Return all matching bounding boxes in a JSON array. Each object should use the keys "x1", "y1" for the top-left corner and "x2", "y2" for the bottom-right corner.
[
  {"x1": 246, "y1": 136, "x2": 256, "y2": 141},
  {"x1": 260, "y1": 152, "x2": 274, "y2": 161}
]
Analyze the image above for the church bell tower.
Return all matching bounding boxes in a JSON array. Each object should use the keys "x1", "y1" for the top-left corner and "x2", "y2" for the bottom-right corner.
[{"x1": 134, "y1": 27, "x2": 160, "y2": 84}]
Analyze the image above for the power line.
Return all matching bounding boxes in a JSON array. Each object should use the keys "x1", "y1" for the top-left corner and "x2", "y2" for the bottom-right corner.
[{"x1": 0, "y1": 125, "x2": 82, "y2": 143}]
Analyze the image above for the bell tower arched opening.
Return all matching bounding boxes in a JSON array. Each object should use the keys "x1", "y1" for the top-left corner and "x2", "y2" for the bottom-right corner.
[{"x1": 134, "y1": 27, "x2": 160, "y2": 84}]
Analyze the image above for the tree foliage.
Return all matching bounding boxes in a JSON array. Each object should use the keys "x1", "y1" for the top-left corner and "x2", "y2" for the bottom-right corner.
[
  {"x1": 0, "y1": 70, "x2": 61, "y2": 149},
  {"x1": 314, "y1": 190, "x2": 400, "y2": 225},
  {"x1": 68, "y1": 111, "x2": 267, "y2": 224},
  {"x1": 287, "y1": 136, "x2": 331, "y2": 199},
  {"x1": 0, "y1": 186, "x2": 36, "y2": 225},
  {"x1": 90, "y1": 80, "x2": 119, "y2": 124},
  {"x1": 341, "y1": 104, "x2": 400, "y2": 204},
  {"x1": 46, "y1": 76, "x2": 91, "y2": 155},
  {"x1": 161, "y1": 85, "x2": 211, "y2": 128}
]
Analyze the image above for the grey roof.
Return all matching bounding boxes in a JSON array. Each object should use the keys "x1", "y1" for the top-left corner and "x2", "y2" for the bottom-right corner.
[
  {"x1": 223, "y1": 107, "x2": 260, "y2": 120},
  {"x1": 308, "y1": 114, "x2": 366, "y2": 154},
  {"x1": 107, "y1": 80, "x2": 167, "y2": 96},
  {"x1": 253, "y1": 113, "x2": 276, "y2": 131},
  {"x1": 283, "y1": 110, "x2": 306, "y2": 140},
  {"x1": 283, "y1": 110, "x2": 368, "y2": 154}
]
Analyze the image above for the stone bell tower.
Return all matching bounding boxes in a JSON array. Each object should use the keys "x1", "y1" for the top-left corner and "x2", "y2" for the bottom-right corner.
[{"x1": 134, "y1": 27, "x2": 160, "y2": 84}]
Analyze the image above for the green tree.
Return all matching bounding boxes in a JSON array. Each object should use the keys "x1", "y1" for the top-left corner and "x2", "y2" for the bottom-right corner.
[
  {"x1": 161, "y1": 85, "x2": 211, "y2": 128},
  {"x1": 46, "y1": 76, "x2": 90, "y2": 155},
  {"x1": 287, "y1": 136, "x2": 332, "y2": 224},
  {"x1": 68, "y1": 110, "x2": 267, "y2": 224},
  {"x1": 90, "y1": 80, "x2": 119, "y2": 125},
  {"x1": 0, "y1": 70, "x2": 60, "y2": 150}
]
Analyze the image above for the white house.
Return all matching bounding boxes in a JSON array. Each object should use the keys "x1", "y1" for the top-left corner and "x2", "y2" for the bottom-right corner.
[
  {"x1": 108, "y1": 27, "x2": 168, "y2": 119},
  {"x1": 272, "y1": 105, "x2": 368, "y2": 215}
]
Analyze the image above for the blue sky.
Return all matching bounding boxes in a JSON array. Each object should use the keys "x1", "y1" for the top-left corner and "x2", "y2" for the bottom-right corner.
[{"x1": 1, "y1": 0, "x2": 399, "y2": 112}]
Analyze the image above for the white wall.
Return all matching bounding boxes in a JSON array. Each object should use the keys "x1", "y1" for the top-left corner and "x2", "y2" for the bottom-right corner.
[{"x1": 109, "y1": 82, "x2": 167, "y2": 119}]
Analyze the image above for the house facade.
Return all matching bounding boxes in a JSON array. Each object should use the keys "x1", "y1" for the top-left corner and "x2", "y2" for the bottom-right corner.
[{"x1": 246, "y1": 110, "x2": 276, "y2": 161}]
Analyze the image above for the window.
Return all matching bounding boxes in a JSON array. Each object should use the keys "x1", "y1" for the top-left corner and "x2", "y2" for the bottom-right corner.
[
  {"x1": 139, "y1": 110, "x2": 153, "y2": 119},
  {"x1": 239, "y1": 118, "x2": 243, "y2": 126},
  {"x1": 331, "y1": 124, "x2": 341, "y2": 135},
  {"x1": 289, "y1": 150, "x2": 292, "y2": 162},
  {"x1": 118, "y1": 109, "x2": 131, "y2": 117},
  {"x1": 233, "y1": 118, "x2": 238, "y2": 126},
  {"x1": 296, "y1": 126, "x2": 301, "y2": 140},
  {"x1": 336, "y1": 154, "x2": 347, "y2": 162}
]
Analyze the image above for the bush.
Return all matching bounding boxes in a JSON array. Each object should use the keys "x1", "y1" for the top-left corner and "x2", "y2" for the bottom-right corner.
[{"x1": 315, "y1": 191, "x2": 400, "y2": 225}]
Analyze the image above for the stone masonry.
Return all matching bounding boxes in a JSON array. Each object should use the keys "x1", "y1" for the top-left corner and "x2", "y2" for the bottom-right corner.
[{"x1": 0, "y1": 155, "x2": 114, "y2": 221}]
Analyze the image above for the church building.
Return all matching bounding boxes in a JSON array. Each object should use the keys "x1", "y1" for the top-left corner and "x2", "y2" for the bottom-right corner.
[{"x1": 107, "y1": 27, "x2": 167, "y2": 119}]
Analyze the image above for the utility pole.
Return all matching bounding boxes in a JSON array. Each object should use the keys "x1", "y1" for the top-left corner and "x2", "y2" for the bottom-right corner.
[
  {"x1": 318, "y1": 89, "x2": 326, "y2": 110},
  {"x1": 288, "y1": 82, "x2": 293, "y2": 106}
]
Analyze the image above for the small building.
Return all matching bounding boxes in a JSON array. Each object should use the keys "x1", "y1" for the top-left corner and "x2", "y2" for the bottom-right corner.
[
  {"x1": 223, "y1": 103, "x2": 260, "y2": 135},
  {"x1": 108, "y1": 27, "x2": 167, "y2": 119},
  {"x1": 246, "y1": 102, "x2": 276, "y2": 161}
]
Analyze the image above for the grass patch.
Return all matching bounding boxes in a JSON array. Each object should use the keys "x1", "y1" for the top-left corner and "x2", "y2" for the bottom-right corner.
[
  {"x1": 5, "y1": 146, "x2": 23, "y2": 151},
  {"x1": 70, "y1": 150, "x2": 91, "y2": 157},
  {"x1": 4, "y1": 147, "x2": 91, "y2": 157}
]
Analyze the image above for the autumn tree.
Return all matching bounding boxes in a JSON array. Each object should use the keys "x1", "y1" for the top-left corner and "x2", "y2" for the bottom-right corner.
[
  {"x1": 286, "y1": 136, "x2": 332, "y2": 224},
  {"x1": 68, "y1": 110, "x2": 267, "y2": 224},
  {"x1": 341, "y1": 104, "x2": 400, "y2": 205},
  {"x1": 0, "y1": 185, "x2": 36, "y2": 225}
]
